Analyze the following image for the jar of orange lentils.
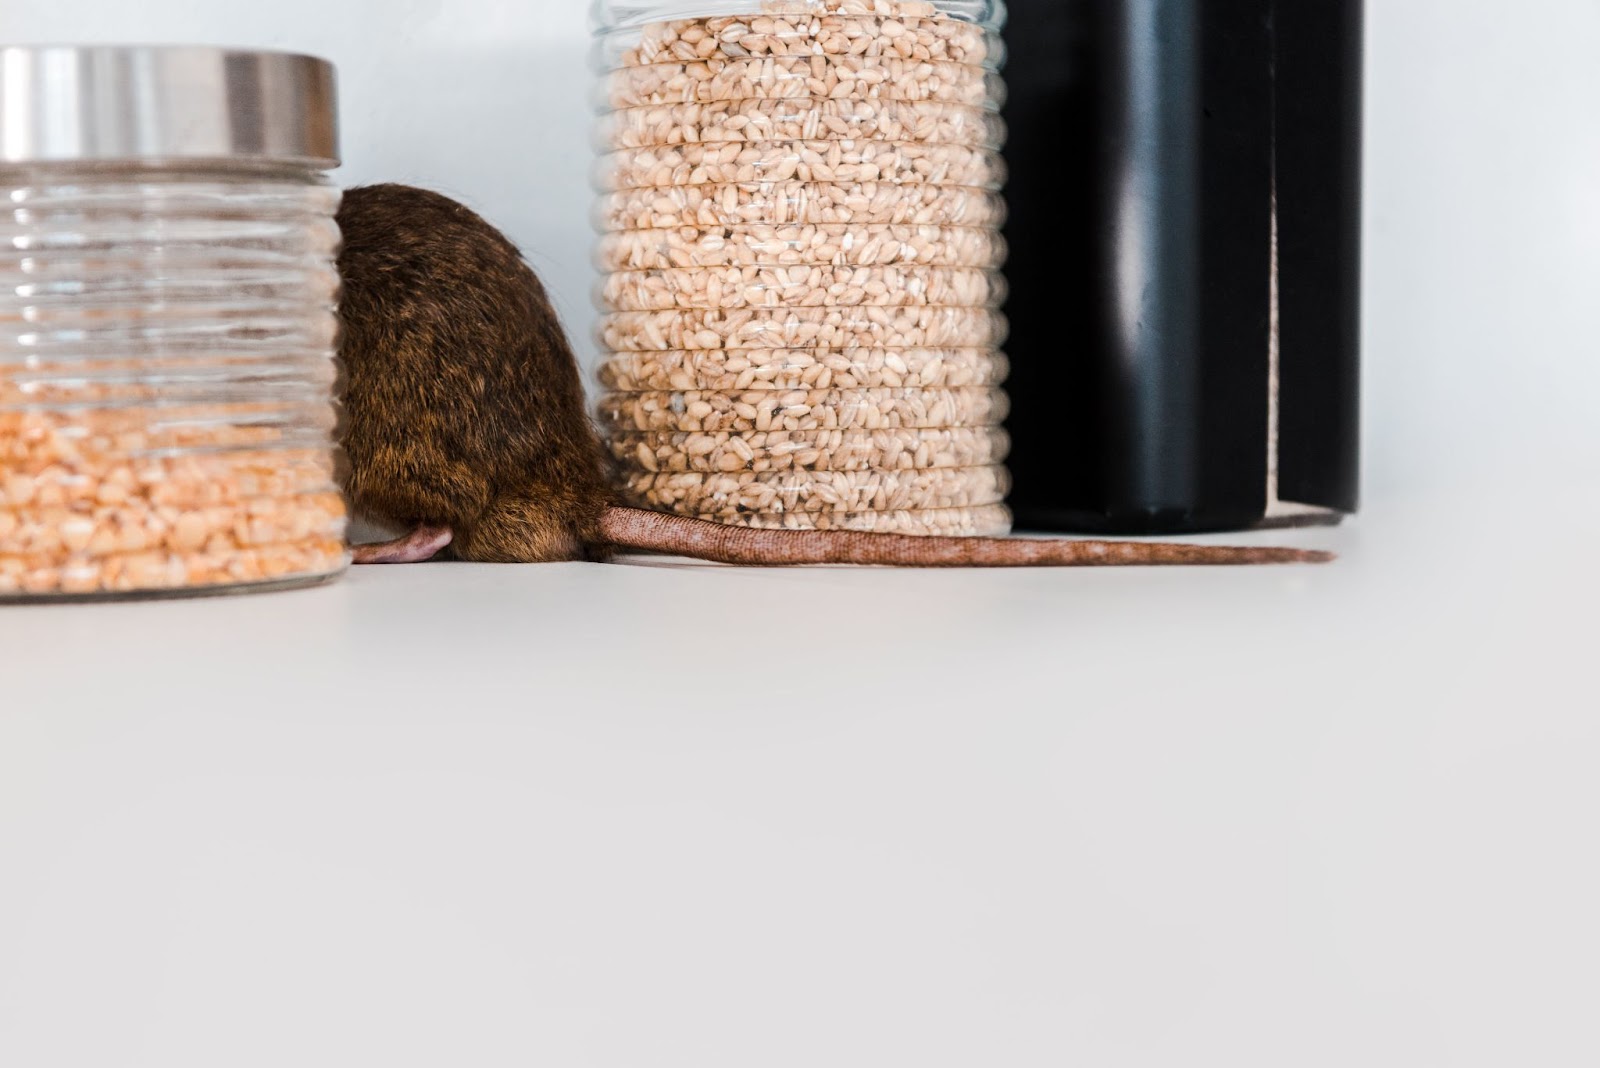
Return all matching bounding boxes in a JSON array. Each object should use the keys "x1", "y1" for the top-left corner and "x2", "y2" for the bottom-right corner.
[{"x1": 0, "y1": 46, "x2": 349, "y2": 600}]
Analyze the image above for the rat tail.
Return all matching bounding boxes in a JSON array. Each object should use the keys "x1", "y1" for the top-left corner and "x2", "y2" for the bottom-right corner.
[{"x1": 597, "y1": 507, "x2": 1334, "y2": 567}]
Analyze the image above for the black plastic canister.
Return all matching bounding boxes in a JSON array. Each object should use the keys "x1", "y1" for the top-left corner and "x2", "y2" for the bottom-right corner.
[{"x1": 1000, "y1": 0, "x2": 1363, "y2": 533}]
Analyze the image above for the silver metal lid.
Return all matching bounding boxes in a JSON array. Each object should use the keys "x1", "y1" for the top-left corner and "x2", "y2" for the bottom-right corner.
[{"x1": 0, "y1": 46, "x2": 339, "y2": 168}]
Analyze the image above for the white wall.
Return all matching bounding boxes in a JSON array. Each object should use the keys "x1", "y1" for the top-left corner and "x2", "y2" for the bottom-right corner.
[
  {"x1": 7, "y1": 0, "x2": 1598, "y2": 503},
  {"x1": 1362, "y1": 0, "x2": 1600, "y2": 499}
]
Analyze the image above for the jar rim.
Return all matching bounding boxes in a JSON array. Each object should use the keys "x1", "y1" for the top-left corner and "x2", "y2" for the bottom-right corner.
[{"x1": 590, "y1": 0, "x2": 1008, "y2": 34}]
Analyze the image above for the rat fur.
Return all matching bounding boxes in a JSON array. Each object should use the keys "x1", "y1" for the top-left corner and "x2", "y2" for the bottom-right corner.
[{"x1": 334, "y1": 184, "x2": 1329, "y2": 568}]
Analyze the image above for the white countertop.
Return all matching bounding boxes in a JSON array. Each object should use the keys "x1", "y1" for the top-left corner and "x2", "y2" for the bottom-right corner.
[{"x1": 2, "y1": 478, "x2": 1595, "y2": 1068}]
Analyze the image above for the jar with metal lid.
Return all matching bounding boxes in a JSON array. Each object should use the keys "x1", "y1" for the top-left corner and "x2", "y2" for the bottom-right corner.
[
  {"x1": 0, "y1": 46, "x2": 349, "y2": 600},
  {"x1": 590, "y1": 0, "x2": 1015, "y2": 538}
]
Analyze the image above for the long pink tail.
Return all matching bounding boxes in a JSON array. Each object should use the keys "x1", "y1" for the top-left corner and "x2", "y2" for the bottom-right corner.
[{"x1": 597, "y1": 508, "x2": 1334, "y2": 568}]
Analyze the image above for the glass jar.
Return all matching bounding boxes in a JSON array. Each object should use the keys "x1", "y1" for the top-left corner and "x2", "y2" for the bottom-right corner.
[
  {"x1": 590, "y1": 0, "x2": 1014, "y2": 537},
  {"x1": 0, "y1": 46, "x2": 349, "y2": 600}
]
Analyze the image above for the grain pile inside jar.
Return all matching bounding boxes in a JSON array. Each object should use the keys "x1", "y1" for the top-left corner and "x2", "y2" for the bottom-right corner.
[
  {"x1": 0, "y1": 367, "x2": 346, "y2": 598},
  {"x1": 593, "y1": 0, "x2": 1012, "y2": 535}
]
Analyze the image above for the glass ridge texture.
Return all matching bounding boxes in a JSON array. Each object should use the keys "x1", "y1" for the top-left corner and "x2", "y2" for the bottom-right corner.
[
  {"x1": 0, "y1": 164, "x2": 349, "y2": 600},
  {"x1": 596, "y1": 346, "x2": 1012, "y2": 390},
  {"x1": 608, "y1": 426, "x2": 1012, "y2": 473},
  {"x1": 592, "y1": 0, "x2": 1013, "y2": 537}
]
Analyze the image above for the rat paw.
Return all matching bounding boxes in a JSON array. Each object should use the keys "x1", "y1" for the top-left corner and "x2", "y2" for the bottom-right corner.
[{"x1": 351, "y1": 525, "x2": 453, "y2": 565}]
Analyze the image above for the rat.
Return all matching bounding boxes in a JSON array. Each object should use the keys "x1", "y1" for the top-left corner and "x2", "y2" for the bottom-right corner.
[{"x1": 333, "y1": 183, "x2": 1330, "y2": 568}]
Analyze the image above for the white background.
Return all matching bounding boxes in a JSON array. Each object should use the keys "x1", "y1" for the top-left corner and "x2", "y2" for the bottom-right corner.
[{"x1": 4, "y1": 2, "x2": 1598, "y2": 1067}]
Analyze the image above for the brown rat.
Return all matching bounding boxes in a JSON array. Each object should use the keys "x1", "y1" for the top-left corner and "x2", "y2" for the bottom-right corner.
[{"x1": 334, "y1": 183, "x2": 1330, "y2": 567}]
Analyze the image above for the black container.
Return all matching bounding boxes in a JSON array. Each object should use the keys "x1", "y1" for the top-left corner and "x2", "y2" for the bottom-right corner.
[{"x1": 1001, "y1": 0, "x2": 1363, "y2": 533}]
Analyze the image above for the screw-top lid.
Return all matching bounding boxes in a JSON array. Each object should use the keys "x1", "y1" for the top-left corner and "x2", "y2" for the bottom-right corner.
[{"x1": 0, "y1": 46, "x2": 339, "y2": 168}]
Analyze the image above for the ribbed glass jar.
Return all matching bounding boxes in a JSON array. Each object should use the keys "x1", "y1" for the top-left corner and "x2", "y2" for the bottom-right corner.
[
  {"x1": 1, "y1": 46, "x2": 348, "y2": 601},
  {"x1": 0, "y1": 163, "x2": 347, "y2": 599},
  {"x1": 591, "y1": 0, "x2": 1014, "y2": 537}
]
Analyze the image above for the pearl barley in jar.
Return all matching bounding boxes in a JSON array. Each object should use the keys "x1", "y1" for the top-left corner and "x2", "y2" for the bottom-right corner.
[
  {"x1": 0, "y1": 46, "x2": 349, "y2": 600},
  {"x1": 592, "y1": 0, "x2": 1013, "y2": 537}
]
